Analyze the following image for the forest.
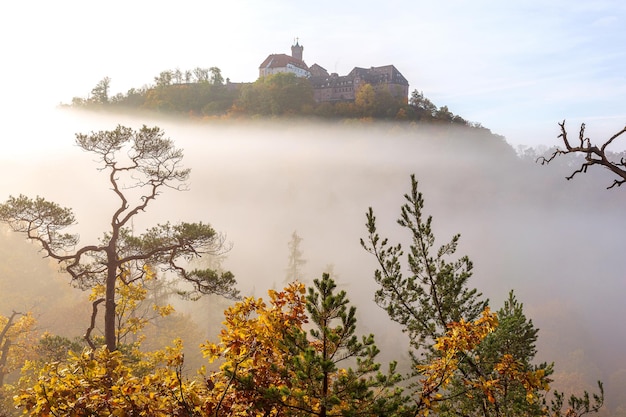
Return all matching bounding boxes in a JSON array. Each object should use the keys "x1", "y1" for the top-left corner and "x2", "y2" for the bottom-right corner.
[
  {"x1": 0, "y1": 71, "x2": 623, "y2": 416},
  {"x1": 67, "y1": 67, "x2": 475, "y2": 126}
]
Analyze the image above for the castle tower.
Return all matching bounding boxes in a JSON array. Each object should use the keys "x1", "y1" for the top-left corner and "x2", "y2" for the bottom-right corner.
[{"x1": 291, "y1": 39, "x2": 303, "y2": 61}]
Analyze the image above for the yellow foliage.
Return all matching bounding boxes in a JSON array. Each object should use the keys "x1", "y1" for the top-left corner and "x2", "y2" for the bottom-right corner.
[
  {"x1": 153, "y1": 304, "x2": 175, "y2": 317},
  {"x1": 15, "y1": 340, "x2": 214, "y2": 416},
  {"x1": 0, "y1": 311, "x2": 37, "y2": 383},
  {"x1": 87, "y1": 263, "x2": 177, "y2": 346},
  {"x1": 199, "y1": 282, "x2": 309, "y2": 416},
  {"x1": 416, "y1": 308, "x2": 551, "y2": 415},
  {"x1": 89, "y1": 283, "x2": 105, "y2": 301}
]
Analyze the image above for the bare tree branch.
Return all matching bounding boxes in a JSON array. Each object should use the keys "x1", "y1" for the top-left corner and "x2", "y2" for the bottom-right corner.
[
  {"x1": 538, "y1": 120, "x2": 626, "y2": 189},
  {"x1": 85, "y1": 298, "x2": 105, "y2": 351}
]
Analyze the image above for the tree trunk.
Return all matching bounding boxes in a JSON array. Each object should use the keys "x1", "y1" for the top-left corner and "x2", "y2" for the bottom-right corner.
[
  {"x1": 104, "y1": 249, "x2": 117, "y2": 351},
  {"x1": 321, "y1": 316, "x2": 328, "y2": 417},
  {"x1": 0, "y1": 312, "x2": 18, "y2": 386},
  {"x1": 0, "y1": 339, "x2": 10, "y2": 387}
]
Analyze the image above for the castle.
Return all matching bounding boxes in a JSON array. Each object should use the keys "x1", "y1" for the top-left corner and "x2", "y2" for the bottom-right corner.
[{"x1": 259, "y1": 41, "x2": 409, "y2": 104}]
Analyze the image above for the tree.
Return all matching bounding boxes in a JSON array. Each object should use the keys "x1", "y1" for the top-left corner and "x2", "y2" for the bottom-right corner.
[
  {"x1": 478, "y1": 292, "x2": 550, "y2": 413},
  {"x1": 538, "y1": 121, "x2": 626, "y2": 189},
  {"x1": 0, "y1": 311, "x2": 36, "y2": 387},
  {"x1": 286, "y1": 273, "x2": 404, "y2": 417},
  {"x1": 15, "y1": 339, "x2": 206, "y2": 417},
  {"x1": 154, "y1": 70, "x2": 173, "y2": 87},
  {"x1": 33, "y1": 334, "x2": 85, "y2": 364},
  {"x1": 361, "y1": 174, "x2": 486, "y2": 354},
  {"x1": 360, "y1": 174, "x2": 494, "y2": 413},
  {"x1": 434, "y1": 105, "x2": 454, "y2": 122},
  {"x1": 202, "y1": 282, "x2": 310, "y2": 417},
  {"x1": 415, "y1": 307, "x2": 498, "y2": 414},
  {"x1": 0, "y1": 125, "x2": 239, "y2": 352},
  {"x1": 193, "y1": 67, "x2": 210, "y2": 83},
  {"x1": 545, "y1": 383, "x2": 604, "y2": 417},
  {"x1": 236, "y1": 72, "x2": 314, "y2": 116},
  {"x1": 203, "y1": 277, "x2": 404, "y2": 417},
  {"x1": 285, "y1": 230, "x2": 306, "y2": 284},
  {"x1": 372, "y1": 88, "x2": 402, "y2": 119},
  {"x1": 409, "y1": 90, "x2": 437, "y2": 119},
  {"x1": 13, "y1": 274, "x2": 210, "y2": 416},
  {"x1": 435, "y1": 292, "x2": 554, "y2": 417},
  {"x1": 90, "y1": 77, "x2": 110, "y2": 104},
  {"x1": 173, "y1": 68, "x2": 183, "y2": 84},
  {"x1": 360, "y1": 174, "x2": 601, "y2": 417},
  {"x1": 86, "y1": 264, "x2": 175, "y2": 349},
  {"x1": 415, "y1": 307, "x2": 556, "y2": 417},
  {"x1": 355, "y1": 83, "x2": 376, "y2": 117},
  {"x1": 209, "y1": 66, "x2": 224, "y2": 86},
  {"x1": 0, "y1": 311, "x2": 36, "y2": 416}
]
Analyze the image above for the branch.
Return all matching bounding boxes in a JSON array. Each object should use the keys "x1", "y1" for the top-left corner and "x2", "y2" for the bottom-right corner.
[
  {"x1": 85, "y1": 298, "x2": 104, "y2": 350},
  {"x1": 78, "y1": 125, "x2": 190, "y2": 232},
  {"x1": 538, "y1": 120, "x2": 626, "y2": 189},
  {"x1": 0, "y1": 311, "x2": 21, "y2": 343},
  {"x1": 547, "y1": 381, "x2": 604, "y2": 417}
]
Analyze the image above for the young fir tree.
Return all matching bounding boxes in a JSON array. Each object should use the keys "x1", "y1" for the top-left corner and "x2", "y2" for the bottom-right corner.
[
  {"x1": 282, "y1": 273, "x2": 406, "y2": 417},
  {"x1": 360, "y1": 174, "x2": 486, "y2": 354},
  {"x1": 361, "y1": 175, "x2": 552, "y2": 416},
  {"x1": 202, "y1": 277, "x2": 406, "y2": 417},
  {"x1": 285, "y1": 230, "x2": 307, "y2": 284}
]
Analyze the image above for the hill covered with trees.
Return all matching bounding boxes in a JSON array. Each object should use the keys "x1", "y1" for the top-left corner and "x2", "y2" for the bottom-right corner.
[{"x1": 67, "y1": 67, "x2": 479, "y2": 126}]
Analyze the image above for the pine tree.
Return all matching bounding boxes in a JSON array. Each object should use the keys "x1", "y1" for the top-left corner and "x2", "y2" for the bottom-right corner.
[
  {"x1": 203, "y1": 277, "x2": 406, "y2": 417},
  {"x1": 436, "y1": 291, "x2": 554, "y2": 416},
  {"x1": 283, "y1": 273, "x2": 405, "y2": 417},
  {"x1": 361, "y1": 175, "x2": 554, "y2": 416},
  {"x1": 285, "y1": 230, "x2": 307, "y2": 284},
  {"x1": 360, "y1": 174, "x2": 487, "y2": 355}
]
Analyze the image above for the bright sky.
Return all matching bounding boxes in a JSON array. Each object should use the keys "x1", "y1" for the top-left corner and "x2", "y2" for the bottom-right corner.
[{"x1": 1, "y1": 0, "x2": 624, "y2": 149}]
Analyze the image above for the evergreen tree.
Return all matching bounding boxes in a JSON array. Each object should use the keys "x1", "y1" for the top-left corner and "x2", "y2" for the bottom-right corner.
[
  {"x1": 437, "y1": 291, "x2": 554, "y2": 417},
  {"x1": 203, "y1": 276, "x2": 406, "y2": 417},
  {"x1": 285, "y1": 230, "x2": 307, "y2": 284},
  {"x1": 283, "y1": 273, "x2": 405, "y2": 417},
  {"x1": 361, "y1": 175, "x2": 552, "y2": 416},
  {"x1": 361, "y1": 174, "x2": 486, "y2": 355}
]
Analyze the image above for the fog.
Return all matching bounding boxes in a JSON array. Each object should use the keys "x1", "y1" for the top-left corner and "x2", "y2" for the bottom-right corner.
[{"x1": 1, "y1": 109, "x2": 625, "y2": 411}]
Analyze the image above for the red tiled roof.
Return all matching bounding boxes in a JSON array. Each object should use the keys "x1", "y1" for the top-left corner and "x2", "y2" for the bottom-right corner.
[{"x1": 259, "y1": 54, "x2": 309, "y2": 71}]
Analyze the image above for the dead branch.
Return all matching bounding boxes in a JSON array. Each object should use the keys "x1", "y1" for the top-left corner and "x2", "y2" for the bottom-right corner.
[
  {"x1": 538, "y1": 120, "x2": 626, "y2": 189},
  {"x1": 85, "y1": 298, "x2": 104, "y2": 351}
]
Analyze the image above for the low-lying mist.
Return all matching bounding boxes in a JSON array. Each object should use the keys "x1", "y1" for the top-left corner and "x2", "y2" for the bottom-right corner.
[{"x1": 1, "y1": 109, "x2": 624, "y2": 410}]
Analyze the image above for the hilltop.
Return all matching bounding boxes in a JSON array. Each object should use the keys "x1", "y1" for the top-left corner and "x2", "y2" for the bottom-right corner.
[{"x1": 66, "y1": 68, "x2": 484, "y2": 129}]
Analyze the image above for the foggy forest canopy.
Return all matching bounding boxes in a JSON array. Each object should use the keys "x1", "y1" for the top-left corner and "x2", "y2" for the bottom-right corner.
[{"x1": 0, "y1": 69, "x2": 624, "y2": 416}]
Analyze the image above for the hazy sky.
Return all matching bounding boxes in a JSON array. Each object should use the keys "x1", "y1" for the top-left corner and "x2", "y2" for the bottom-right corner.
[{"x1": 1, "y1": 0, "x2": 624, "y2": 148}]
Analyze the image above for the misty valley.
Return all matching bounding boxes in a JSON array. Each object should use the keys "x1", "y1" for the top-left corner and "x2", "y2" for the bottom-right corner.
[{"x1": 0, "y1": 109, "x2": 623, "y2": 416}]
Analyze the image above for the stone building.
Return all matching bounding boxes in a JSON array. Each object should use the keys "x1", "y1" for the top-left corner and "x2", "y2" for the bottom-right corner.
[
  {"x1": 309, "y1": 65, "x2": 408, "y2": 103},
  {"x1": 258, "y1": 41, "x2": 409, "y2": 104},
  {"x1": 258, "y1": 41, "x2": 311, "y2": 78}
]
